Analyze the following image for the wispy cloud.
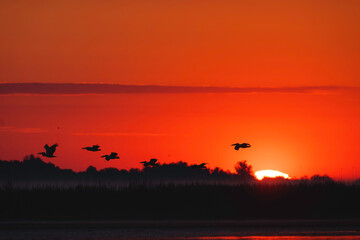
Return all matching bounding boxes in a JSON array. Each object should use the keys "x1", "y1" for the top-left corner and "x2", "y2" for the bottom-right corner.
[
  {"x1": 0, "y1": 83, "x2": 355, "y2": 95},
  {"x1": 73, "y1": 132, "x2": 168, "y2": 137},
  {"x1": 0, "y1": 126, "x2": 46, "y2": 133}
]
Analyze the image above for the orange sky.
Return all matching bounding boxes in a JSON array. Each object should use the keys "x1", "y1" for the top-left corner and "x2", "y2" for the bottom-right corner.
[
  {"x1": 0, "y1": 0, "x2": 360, "y2": 179},
  {"x1": 1, "y1": 0, "x2": 360, "y2": 86}
]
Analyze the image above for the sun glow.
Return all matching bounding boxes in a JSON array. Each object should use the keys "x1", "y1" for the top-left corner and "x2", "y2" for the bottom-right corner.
[{"x1": 255, "y1": 170, "x2": 290, "y2": 180}]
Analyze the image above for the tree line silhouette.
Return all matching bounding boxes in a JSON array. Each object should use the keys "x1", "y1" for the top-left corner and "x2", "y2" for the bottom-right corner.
[
  {"x1": 0, "y1": 155, "x2": 359, "y2": 220},
  {"x1": 0, "y1": 155, "x2": 258, "y2": 184},
  {"x1": 0, "y1": 155, "x2": 344, "y2": 185}
]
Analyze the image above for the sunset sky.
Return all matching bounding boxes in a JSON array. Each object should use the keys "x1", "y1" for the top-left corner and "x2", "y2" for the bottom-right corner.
[{"x1": 1, "y1": 0, "x2": 360, "y2": 179}]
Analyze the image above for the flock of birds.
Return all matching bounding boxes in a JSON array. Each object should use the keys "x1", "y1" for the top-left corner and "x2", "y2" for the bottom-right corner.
[{"x1": 37, "y1": 142, "x2": 251, "y2": 167}]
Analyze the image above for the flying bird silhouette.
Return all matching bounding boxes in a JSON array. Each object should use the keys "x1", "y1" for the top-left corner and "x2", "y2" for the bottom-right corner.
[
  {"x1": 192, "y1": 163, "x2": 207, "y2": 169},
  {"x1": 231, "y1": 143, "x2": 251, "y2": 150},
  {"x1": 101, "y1": 152, "x2": 119, "y2": 161},
  {"x1": 38, "y1": 144, "x2": 58, "y2": 158},
  {"x1": 82, "y1": 145, "x2": 101, "y2": 152},
  {"x1": 140, "y1": 158, "x2": 159, "y2": 167}
]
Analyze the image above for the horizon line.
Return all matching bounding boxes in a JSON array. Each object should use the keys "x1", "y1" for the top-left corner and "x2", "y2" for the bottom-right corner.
[{"x1": 0, "y1": 83, "x2": 357, "y2": 95}]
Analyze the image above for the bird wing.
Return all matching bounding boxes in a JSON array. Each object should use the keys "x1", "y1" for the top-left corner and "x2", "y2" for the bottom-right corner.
[
  {"x1": 93, "y1": 145, "x2": 100, "y2": 149},
  {"x1": 240, "y1": 143, "x2": 251, "y2": 148},
  {"x1": 110, "y1": 152, "x2": 118, "y2": 157},
  {"x1": 44, "y1": 144, "x2": 50, "y2": 153},
  {"x1": 48, "y1": 144, "x2": 58, "y2": 155},
  {"x1": 149, "y1": 159, "x2": 157, "y2": 164}
]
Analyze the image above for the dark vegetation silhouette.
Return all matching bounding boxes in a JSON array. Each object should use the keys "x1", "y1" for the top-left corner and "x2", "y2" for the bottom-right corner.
[
  {"x1": 0, "y1": 155, "x2": 255, "y2": 183},
  {"x1": 0, "y1": 155, "x2": 359, "y2": 220},
  {"x1": 310, "y1": 174, "x2": 336, "y2": 184},
  {"x1": 235, "y1": 160, "x2": 255, "y2": 181}
]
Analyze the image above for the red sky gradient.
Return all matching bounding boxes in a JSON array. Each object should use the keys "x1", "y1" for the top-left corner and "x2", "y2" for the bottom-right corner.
[{"x1": 0, "y1": 0, "x2": 360, "y2": 179}]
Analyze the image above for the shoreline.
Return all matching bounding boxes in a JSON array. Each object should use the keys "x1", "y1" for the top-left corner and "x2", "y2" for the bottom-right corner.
[{"x1": 1, "y1": 219, "x2": 359, "y2": 230}]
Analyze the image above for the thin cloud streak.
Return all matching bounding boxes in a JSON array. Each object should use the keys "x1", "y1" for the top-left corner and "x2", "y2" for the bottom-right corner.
[
  {"x1": 0, "y1": 83, "x2": 355, "y2": 95},
  {"x1": 73, "y1": 132, "x2": 168, "y2": 137},
  {"x1": 0, "y1": 126, "x2": 46, "y2": 133}
]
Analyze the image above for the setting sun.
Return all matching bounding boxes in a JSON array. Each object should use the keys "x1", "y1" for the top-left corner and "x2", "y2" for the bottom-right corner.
[
  {"x1": 1, "y1": 0, "x2": 360, "y2": 237},
  {"x1": 255, "y1": 170, "x2": 290, "y2": 180}
]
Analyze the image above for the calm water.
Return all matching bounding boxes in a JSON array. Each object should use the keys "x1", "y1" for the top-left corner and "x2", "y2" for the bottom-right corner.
[{"x1": 1, "y1": 220, "x2": 359, "y2": 240}]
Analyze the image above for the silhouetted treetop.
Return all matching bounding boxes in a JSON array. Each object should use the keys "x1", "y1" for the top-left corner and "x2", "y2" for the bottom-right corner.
[
  {"x1": 234, "y1": 161, "x2": 255, "y2": 180},
  {"x1": 310, "y1": 174, "x2": 335, "y2": 184}
]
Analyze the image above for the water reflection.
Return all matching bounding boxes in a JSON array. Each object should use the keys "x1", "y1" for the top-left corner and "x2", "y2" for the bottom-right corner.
[
  {"x1": 1, "y1": 230, "x2": 360, "y2": 240},
  {"x1": 195, "y1": 236, "x2": 360, "y2": 240}
]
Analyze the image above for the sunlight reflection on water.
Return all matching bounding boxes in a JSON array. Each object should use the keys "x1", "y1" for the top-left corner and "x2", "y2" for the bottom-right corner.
[
  {"x1": 1, "y1": 230, "x2": 360, "y2": 240},
  {"x1": 194, "y1": 236, "x2": 360, "y2": 240}
]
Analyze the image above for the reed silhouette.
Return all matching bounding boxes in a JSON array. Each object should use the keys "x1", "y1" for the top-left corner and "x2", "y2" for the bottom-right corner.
[{"x1": 0, "y1": 181, "x2": 359, "y2": 220}]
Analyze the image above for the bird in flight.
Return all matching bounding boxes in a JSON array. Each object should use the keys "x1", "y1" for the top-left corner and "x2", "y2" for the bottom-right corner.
[
  {"x1": 140, "y1": 158, "x2": 159, "y2": 167},
  {"x1": 38, "y1": 144, "x2": 58, "y2": 158},
  {"x1": 101, "y1": 152, "x2": 119, "y2": 161},
  {"x1": 231, "y1": 143, "x2": 251, "y2": 150},
  {"x1": 192, "y1": 163, "x2": 207, "y2": 169},
  {"x1": 82, "y1": 145, "x2": 101, "y2": 152}
]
